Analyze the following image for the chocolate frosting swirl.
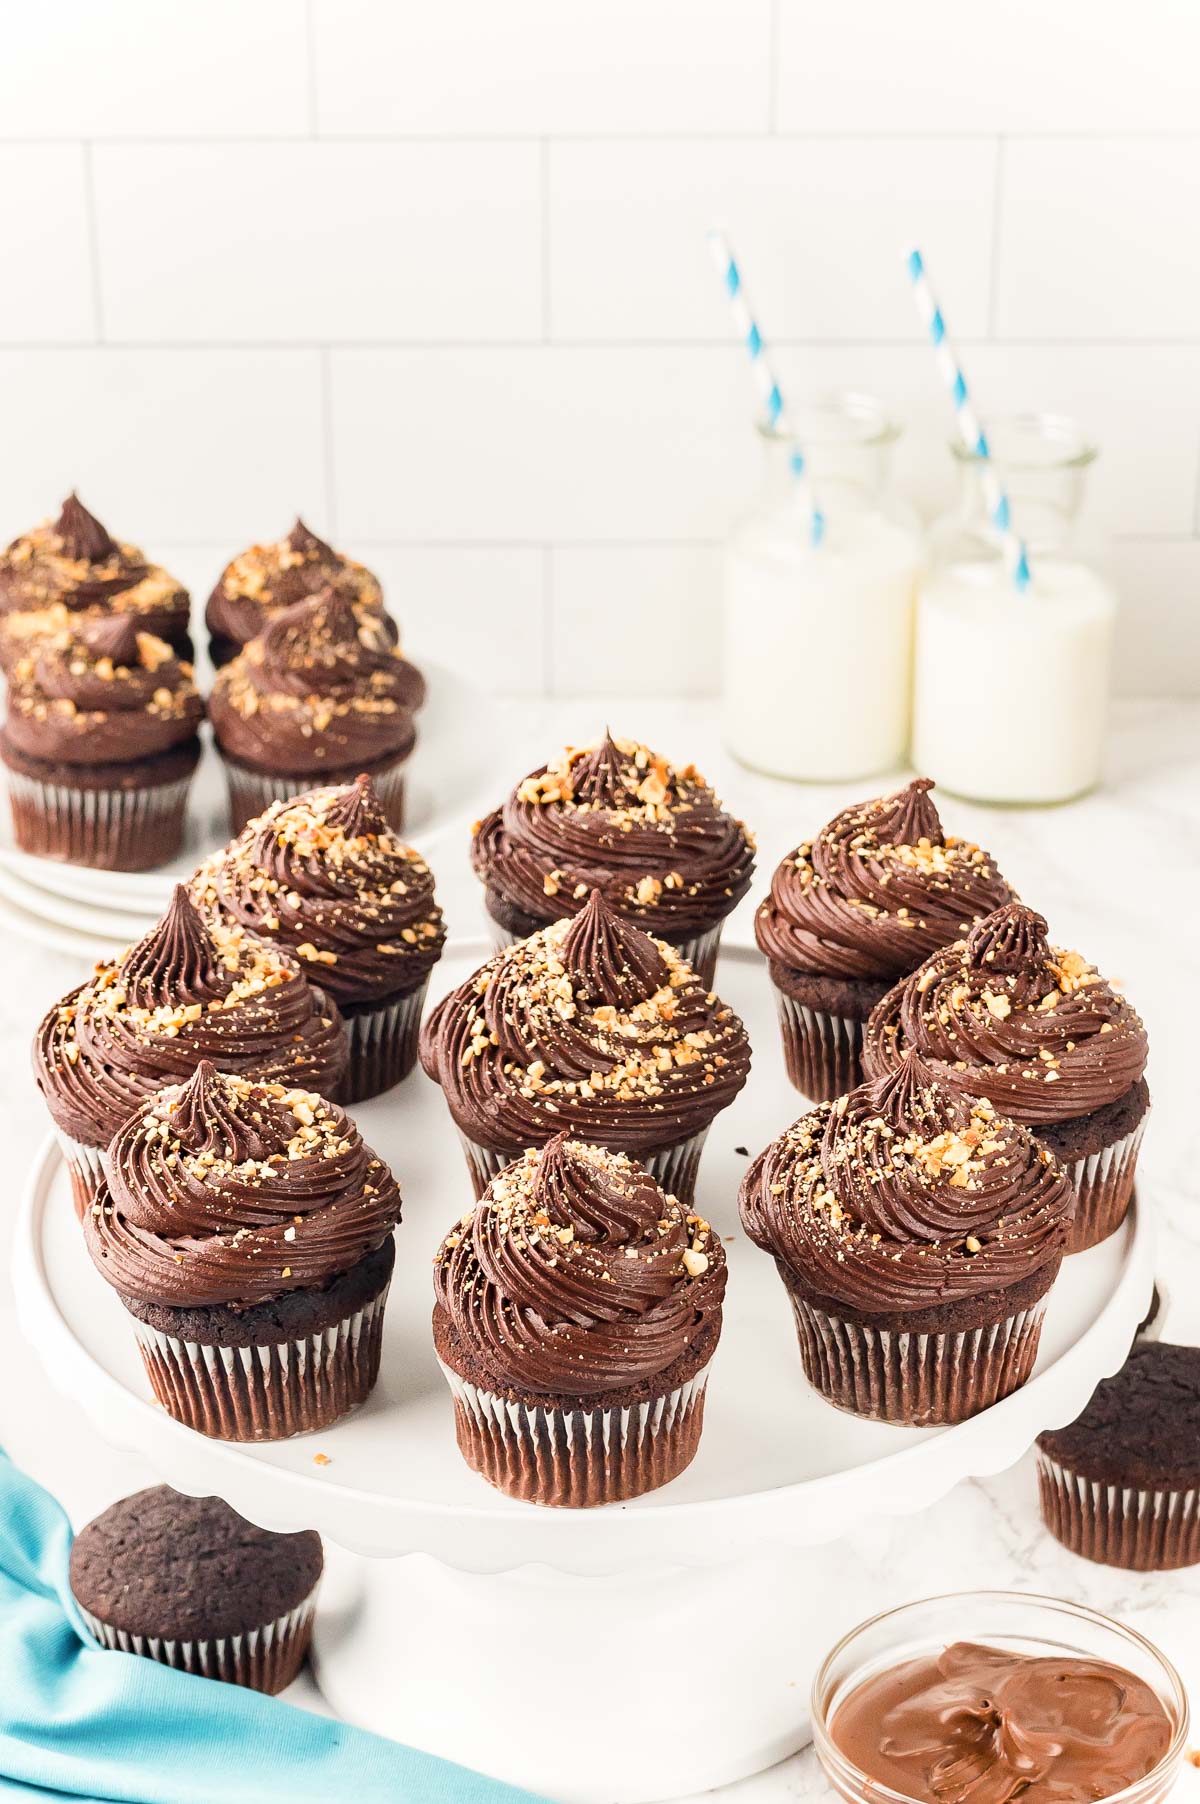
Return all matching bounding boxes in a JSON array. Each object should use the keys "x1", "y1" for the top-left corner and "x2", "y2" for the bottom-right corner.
[
  {"x1": 472, "y1": 732, "x2": 756, "y2": 936},
  {"x1": 754, "y1": 779, "x2": 1015, "y2": 981},
  {"x1": 35, "y1": 888, "x2": 348, "y2": 1145},
  {"x1": 84, "y1": 1062, "x2": 400, "y2": 1308},
  {"x1": 191, "y1": 774, "x2": 445, "y2": 1006},
  {"x1": 2, "y1": 617, "x2": 202, "y2": 766},
  {"x1": 739, "y1": 1052, "x2": 1071, "y2": 1311},
  {"x1": 434, "y1": 1135, "x2": 725, "y2": 1396},
  {"x1": 205, "y1": 517, "x2": 404, "y2": 661},
  {"x1": 0, "y1": 494, "x2": 191, "y2": 645},
  {"x1": 209, "y1": 591, "x2": 421, "y2": 777},
  {"x1": 420, "y1": 889, "x2": 751, "y2": 1156},
  {"x1": 863, "y1": 903, "x2": 1149, "y2": 1126}
]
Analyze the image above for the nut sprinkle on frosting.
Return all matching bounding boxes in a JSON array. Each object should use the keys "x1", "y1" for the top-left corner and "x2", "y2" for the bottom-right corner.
[
  {"x1": 3, "y1": 615, "x2": 202, "y2": 766},
  {"x1": 471, "y1": 730, "x2": 756, "y2": 935},
  {"x1": 0, "y1": 493, "x2": 190, "y2": 645},
  {"x1": 85, "y1": 1062, "x2": 400, "y2": 1308},
  {"x1": 420, "y1": 888, "x2": 751, "y2": 1156},
  {"x1": 35, "y1": 886, "x2": 348, "y2": 1146},
  {"x1": 434, "y1": 1134, "x2": 725, "y2": 1396},
  {"x1": 205, "y1": 516, "x2": 400, "y2": 659},
  {"x1": 863, "y1": 903, "x2": 1149, "y2": 1125},
  {"x1": 755, "y1": 779, "x2": 1015, "y2": 981},
  {"x1": 209, "y1": 590, "x2": 422, "y2": 776},
  {"x1": 191, "y1": 774, "x2": 445, "y2": 1006},
  {"x1": 740, "y1": 1051, "x2": 1072, "y2": 1312}
]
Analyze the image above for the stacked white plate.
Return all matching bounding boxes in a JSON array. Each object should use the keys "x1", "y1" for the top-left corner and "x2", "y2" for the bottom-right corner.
[{"x1": 0, "y1": 660, "x2": 506, "y2": 958}]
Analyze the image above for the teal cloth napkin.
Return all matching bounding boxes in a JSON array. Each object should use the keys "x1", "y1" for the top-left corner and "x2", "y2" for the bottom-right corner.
[{"x1": 0, "y1": 1450, "x2": 546, "y2": 1804}]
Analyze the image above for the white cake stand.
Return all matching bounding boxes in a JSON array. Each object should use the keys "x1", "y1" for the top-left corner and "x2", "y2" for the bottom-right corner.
[{"x1": 14, "y1": 941, "x2": 1155, "y2": 1803}]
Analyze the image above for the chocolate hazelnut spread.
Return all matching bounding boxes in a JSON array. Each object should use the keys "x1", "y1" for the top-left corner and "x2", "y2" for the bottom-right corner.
[{"x1": 831, "y1": 1642, "x2": 1172, "y2": 1804}]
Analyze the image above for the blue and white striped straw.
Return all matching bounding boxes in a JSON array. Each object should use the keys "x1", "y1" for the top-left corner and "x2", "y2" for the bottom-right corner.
[
  {"x1": 905, "y1": 246, "x2": 1032, "y2": 595},
  {"x1": 707, "y1": 229, "x2": 824, "y2": 547}
]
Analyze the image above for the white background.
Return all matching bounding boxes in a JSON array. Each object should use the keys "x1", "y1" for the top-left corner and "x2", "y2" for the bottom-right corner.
[{"x1": 2, "y1": 1, "x2": 1200, "y2": 698}]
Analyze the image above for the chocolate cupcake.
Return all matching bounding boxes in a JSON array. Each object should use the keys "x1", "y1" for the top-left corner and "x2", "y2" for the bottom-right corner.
[
  {"x1": 864, "y1": 904, "x2": 1149, "y2": 1254},
  {"x1": 84, "y1": 1062, "x2": 401, "y2": 1440},
  {"x1": 0, "y1": 493, "x2": 191, "y2": 660},
  {"x1": 35, "y1": 886, "x2": 348, "y2": 1215},
  {"x1": 192, "y1": 775, "x2": 445, "y2": 1104},
  {"x1": 755, "y1": 780, "x2": 1014, "y2": 1103},
  {"x1": 1037, "y1": 1343, "x2": 1200, "y2": 1570},
  {"x1": 471, "y1": 731, "x2": 756, "y2": 988},
  {"x1": 205, "y1": 518, "x2": 402, "y2": 669},
  {"x1": 0, "y1": 615, "x2": 203, "y2": 870},
  {"x1": 71, "y1": 1486, "x2": 322, "y2": 1691},
  {"x1": 209, "y1": 591, "x2": 421, "y2": 836},
  {"x1": 420, "y1": 889, "x2": 751, "y2": 1205},
  {"x1": 433, "y1": 1134, "x2": 725, "y2": 1506},
  {"x1": 739, "y1": 1052, "x2": 1072, "y2": 1425}
]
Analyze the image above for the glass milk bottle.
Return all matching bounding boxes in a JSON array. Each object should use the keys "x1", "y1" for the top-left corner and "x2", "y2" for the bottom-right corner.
[
  {"x1": 721, "y1": 393, "x2": 920, "y2": 782},
  {"x1": 914, "y1": 415, "x2": 1117, "y2": 804}
]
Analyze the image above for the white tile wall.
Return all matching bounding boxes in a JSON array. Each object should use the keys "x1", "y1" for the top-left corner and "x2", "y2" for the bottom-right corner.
[{"x1": 0, "y1": 0, "x2": 1197, "y2": 698}]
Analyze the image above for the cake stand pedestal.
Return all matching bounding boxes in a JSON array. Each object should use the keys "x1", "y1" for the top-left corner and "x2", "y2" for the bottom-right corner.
[{"x1": 15, "y1": 942, "x2": 1156, "y2": 1802}]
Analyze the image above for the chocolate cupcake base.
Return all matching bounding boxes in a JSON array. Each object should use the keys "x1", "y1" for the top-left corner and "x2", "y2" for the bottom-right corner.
[
  {"x1": 456, "y1": 1126, "x2": 709, "y2": 1209},
  {"x1": 339, "y1": 978, "x2": 429, "y2": 1106},
  {"x1": 3, "y1": 738, "x2": 200, "y2": 871},
  {"x1": 767, "y1": 964, "x2": 888, "y2": 1103},
  {"x1": 121, "y1": 1238, "x2": 395, "y2": 1441},
  {"x1": 1037, "y1": 1452, "x2": 1200, "y2": 1571},
  {"x1": 436, "y1": 1348, "x2": 711, "y2": 1507},
  {"x1": 1040, "y1": 1084, "x2": 1150, "y2": 1255},
  {"x1": 780, "y1": 1260, "x2": 1060, "y2": 1427},
  {"x1": 52, "y1": 1128, "x2": 109, "y2": 1221},
  {"x1": 484, "y1": 891, "x2": 725, "y2": 989},
  {"x1": 221, "y1": 750, "x2": 407, "y2": 838},
  {"x1": 78, "y1": 1589, "x2": 318, "y2": 1694}
]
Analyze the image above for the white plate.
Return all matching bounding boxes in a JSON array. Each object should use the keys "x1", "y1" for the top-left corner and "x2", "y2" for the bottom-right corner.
[
  {"x1": 15, "y1": 938, "x2": 1154, "y2": 1575},
  {"x1": 0, "y1": 658, "x2": 505, "y2": 929}
]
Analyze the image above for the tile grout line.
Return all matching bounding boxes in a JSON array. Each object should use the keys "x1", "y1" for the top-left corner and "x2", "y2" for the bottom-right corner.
[
  {"x1": 987, "y1": 136, "x2": 1006, "y2": 337},
  {"x1": 319, "y1": 346, "x2": 338, "y2": 535},
  {"x1": 81, "y1": 141, "x2": 105, "y2": 342}
]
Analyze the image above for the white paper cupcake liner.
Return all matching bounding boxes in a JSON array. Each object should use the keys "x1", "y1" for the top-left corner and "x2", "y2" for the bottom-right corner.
[
  {"x1": 79, "y1": 1589, "x2": 319, "y2": 1694},
  {"x1": 457, "y1": 1126, "x2": 709, "y2": 1207},
  {"x1": 1037, "y1": 1452, "x2": 1200, "y2": 1570},
  {"x1": 772, "y1": 991, "x2": 864, "y2": 1103},
  {"x1": 788, "y1": 1292, "x2": 1049, "y2": 1426},
  {"x1": 51, "y1": 1126, "x2": 110, "y2": 1221},
  {"x1": 222, "y1": 756, "x2": 407, "y2": 837},
  {"x1": 486, "y1": 916, "x2": 723, "y2": 987},
  {"x1": 1063, "y1": 1115, "x2": 1148, "y2": 1254},
  {"x1": 131, "y1": 1284, "x2": 390, "y2": 1441},
  {"x1": 438, "y1": 1358, "x2": 710, "y2": 1506},
  {"x1": 340, "y1": 978, "x2": 429, "y2": 1104},
  {"x1": 6, "y1": 768, "x2": 194, "y2": 871}
]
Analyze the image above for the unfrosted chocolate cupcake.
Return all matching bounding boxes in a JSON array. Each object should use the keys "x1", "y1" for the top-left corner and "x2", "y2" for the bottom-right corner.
[
  {"x1": 71, "y1": 1487, "x2": 322, "y2": 1692},
  {"x1": 740, "y1": 1052, "x2": 1072, "y2": 1425},
  {"x1": 471, "y1": 731, "x2": 756, "y2": 988},
  {"x1": 755, "y1": 780, "x2": 1014, "y2": 1102},
  {"x1": 192, "y1": 774, "x2": 445, "y2": 1103},
  {"x1": 434, "y1": 1134, "x2": 725, "y2": 1506},
  {"x1": 864, "y1": 904, "x2": 1149, "y2": 1254},
  {"x1": 84, "y1": 1061, "x2": 402, "y2": 1440},
  {"x1": 0, "y1": 494, "x2": 191, "y2": 660},
  {"x1": 209, "y1": 591, "x2": 421, "y2": 835},
  {"x1": 0, "y1": 615, "x2": 203, "y2": 870},
  {"x1": 420, "y1": 889, "x2": 751, "y2": 1205},
  {"x1": 1037, "y1": 1342, "x2": 1200, "y2": 1570},
  {"x1": 35, "y1": 886, "x2": 348, "y2": 1214},
  {"x1": 205, "y1": 518, "x2": 402, "y2": 669}
]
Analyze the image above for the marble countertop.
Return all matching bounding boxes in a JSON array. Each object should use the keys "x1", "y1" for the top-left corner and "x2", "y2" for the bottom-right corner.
[{"x1": 3, "y1": 694, "x2": 1198, "y2": 1803}]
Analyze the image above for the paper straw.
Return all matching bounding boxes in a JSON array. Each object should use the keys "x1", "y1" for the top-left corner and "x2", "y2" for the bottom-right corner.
[
  {"x1": 707, "y1": 229, "x2": 824, "y2": 547},
  {"x1": 904, "y1": 246, "x2": 1031, "y2": 594}
]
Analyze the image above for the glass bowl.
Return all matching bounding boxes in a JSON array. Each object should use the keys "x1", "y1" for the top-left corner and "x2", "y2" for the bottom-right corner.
[{"x1": 811, "y1": 1591, "x2": 1189, "y2": 1804}]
